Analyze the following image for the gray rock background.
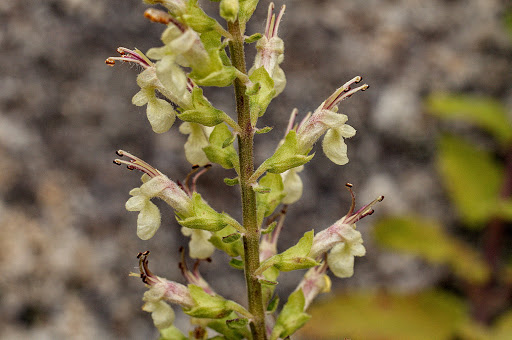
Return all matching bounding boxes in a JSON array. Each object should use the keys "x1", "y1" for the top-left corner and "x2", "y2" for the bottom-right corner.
[{"x1": 0, "y1": 0, "x2": 510, "y2": 338}]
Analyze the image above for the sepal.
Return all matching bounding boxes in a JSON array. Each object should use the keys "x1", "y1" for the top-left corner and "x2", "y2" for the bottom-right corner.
[
  {"x1": 185, "y1": 285, "x2": 251, "y2": 320},
  {"x1": 248, "y1": 66, "x2": 276, "y2": 124},
  {"x1": 257, "y1": 230, "x2": 318, "y2": 274},
  {"x1": 203, "y1": 124, "x2": 239, "y2": 170},
  {"x1": 178, "y1": 87, "x2": 228, "y2": 126},
  {"x1": 177, "y1": 192, "x2": 235, "y2": 232},
  {"x1": 257, "y1": 130, "x2": 313, "y2": 176},
  {"x1": 256, "y1": 173, "x2": 285, "y2": 226}
]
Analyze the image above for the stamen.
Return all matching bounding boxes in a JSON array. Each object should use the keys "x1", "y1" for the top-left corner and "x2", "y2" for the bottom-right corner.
[
  {"x1": 286, "y1": 108, "x2": 299, "y2": 135},
  {"x1": 272, "y1": 5, "x2": 286, "y2": 37},
  {"x1": 114, "y1": 150, "x2": 161, "y2": 178},
  {"x1": 323, "y1": 76, "x2": 366, "y2": 110},
  {"x1": 183, "y1": 166, "x2": 200, "y2": 196},
  {"x1": 137, "y1": 250, "x2": 154, "y2": 284},
  {"x1": 265, "y1": 3, "x2": 286, "y2": 39},
  {"x1": 264, "y1": 3, "x2": 275, "y2": 38},
  {"x1": 105, "y1": 47, "x2": 152, "y2": 69},
  {"x1": 346, "y1": 195, "x2": 384, "y2": 224},
  {"x1": 345, "y1": 183, "x2": 356, "y2": 216},
  {"x1": 297, "y1": 111, "x2": 312, "y2": 132},
  {"x1": 186, "y1": 78, "x2": 195, "y2": 92},
  {"x1": 191, "y1": 165, "x2": 212, "y2": 193}
]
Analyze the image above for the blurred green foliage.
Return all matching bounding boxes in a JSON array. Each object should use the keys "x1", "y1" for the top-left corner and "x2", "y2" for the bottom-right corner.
[{"x1": 299, "y1": 93, "x2": 512, "y2": 339}]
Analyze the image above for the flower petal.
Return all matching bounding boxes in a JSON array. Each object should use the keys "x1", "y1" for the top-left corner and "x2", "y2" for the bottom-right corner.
[
  {"x1": 147, "y1": 97, "x2": 176, "y2": 133},
  {"x1": 322, "y1": 128, "x2": 349, "y2": 165},
  {"x1": 126, "y1": 195, "x2": 148, "y2": 211},
  {"x1": 137, "y1": 201, "x2": 161, "y2": 240},
  {"x1": 281, "y1": 166, "x2": 304, "y2": 204}
]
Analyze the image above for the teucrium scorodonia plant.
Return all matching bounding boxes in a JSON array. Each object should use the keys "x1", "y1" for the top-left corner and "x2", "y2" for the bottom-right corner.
[{"x1": 107, "y1": 1, "x2": 382, "y2": 339}]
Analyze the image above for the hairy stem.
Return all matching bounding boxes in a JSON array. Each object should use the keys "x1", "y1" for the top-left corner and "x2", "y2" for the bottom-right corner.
[{"x1": 228, "y1": 20, "x2": 267, "y2": 340}]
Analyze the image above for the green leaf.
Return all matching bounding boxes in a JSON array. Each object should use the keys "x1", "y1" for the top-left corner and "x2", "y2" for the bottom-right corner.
[
  {"x1": 256, "y1": 126, "x2": 273, "y2": 134},
  {"x1": 245, "y1": 32, "x2": 262, "y2": 43},
  {"x1": 426, "y1": 93, "x2": 512, "y2": 146},
  {"x1": 437, "y1": 134, "x2": 504, "y2": 227},
  {"x1": 256, "y1": 173, "x2": 285, "y2": 226},
  {"x1": 248, "y1": 66, "x2": 276, "y2": 124},
  {"x1": 203, "y1": 124, "x2": 239, "y2": 170},
  {"x1": 374, "y1": 216, "x2": 490, "y2": 284},
  {"x1": 178, "y1": 87, "x2": 227, "y2": 126},
  {"x1": 258, "y1": 130, "x2": 314, "y2": 175},
  {"x1": 271, "y1": 289, "x2": 311, "y2": 340},
  {"x1": 300, "y1": 290, "x2": 467, "y2": 340}
]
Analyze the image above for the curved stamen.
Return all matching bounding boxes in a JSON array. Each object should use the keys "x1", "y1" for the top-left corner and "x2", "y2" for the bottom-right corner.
[
  {"x1": 191, "y1": 164, "x2": 212, "y2": 193},
  {"x1": 345, "y1": 195, "x2": 384, "y2": 225},
  {"x1": 345, "y1": 183, "x2": 356, "y2": 216},
  {"x1": 137, "y1": 250, "x2": 156, "y2": 284},
  {"x1": 286, "y1": 108, "x2": 299, "y2": 135},
  {"x1": 323, "y1": 76, "x2": 366, "y2": 110},
  {"x1": 114, "y1": 150, "x2": 162, "y2": 178},
  {"x1": 105, "y1": 47, "x2": 152, "y2": 69}
]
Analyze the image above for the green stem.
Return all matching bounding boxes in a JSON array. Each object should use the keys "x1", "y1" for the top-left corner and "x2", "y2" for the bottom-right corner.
[{"x1": 228, "y1": 20, "x2": 267, "y2": 340}]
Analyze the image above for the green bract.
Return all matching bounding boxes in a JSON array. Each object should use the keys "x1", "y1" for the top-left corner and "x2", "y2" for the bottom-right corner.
[
  {"x1": 257, "y1": 230, "x2": 318, "y2": 274},
  {"x1": 256, "y1": 173, "x2": 285, "y2": 226},
  {"x1": 203, "y1": 124, "x2": 239, "y2": 170},
  {"x1": 248, "y1": 66, "x2": 276, "y2": 124},
  {"x1": 185, "y1": 285, "x2": 250, "y2": 319},
  {"x1": 257, "y1": 130, "x2": 314, "y2": 176},
  {"x1": 177, "y1": 192, "x2": 237, "y2": 232},
  {"x1": 178, "y1": 87, "x2": 228, "y2": 126}
]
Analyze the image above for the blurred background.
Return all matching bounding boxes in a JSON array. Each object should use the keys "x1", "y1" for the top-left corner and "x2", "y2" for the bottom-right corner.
[{"x1": 1, "y1": 0, "x2": 511, "y2": 339}]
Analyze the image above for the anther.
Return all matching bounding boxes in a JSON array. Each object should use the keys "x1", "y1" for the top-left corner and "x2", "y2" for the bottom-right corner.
[
  {"x1": 191, "y1": 165, "x2": 200, "y2": 169},
  {"x1": 345, "y1": 183, "x2": 353, "y2": 188},
  {"x1": 113, "y1": 160, "x2": 121, "y2": 165},
  {"x1": 105, "y1": 58, "x2": 116, "y2": 66}
]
